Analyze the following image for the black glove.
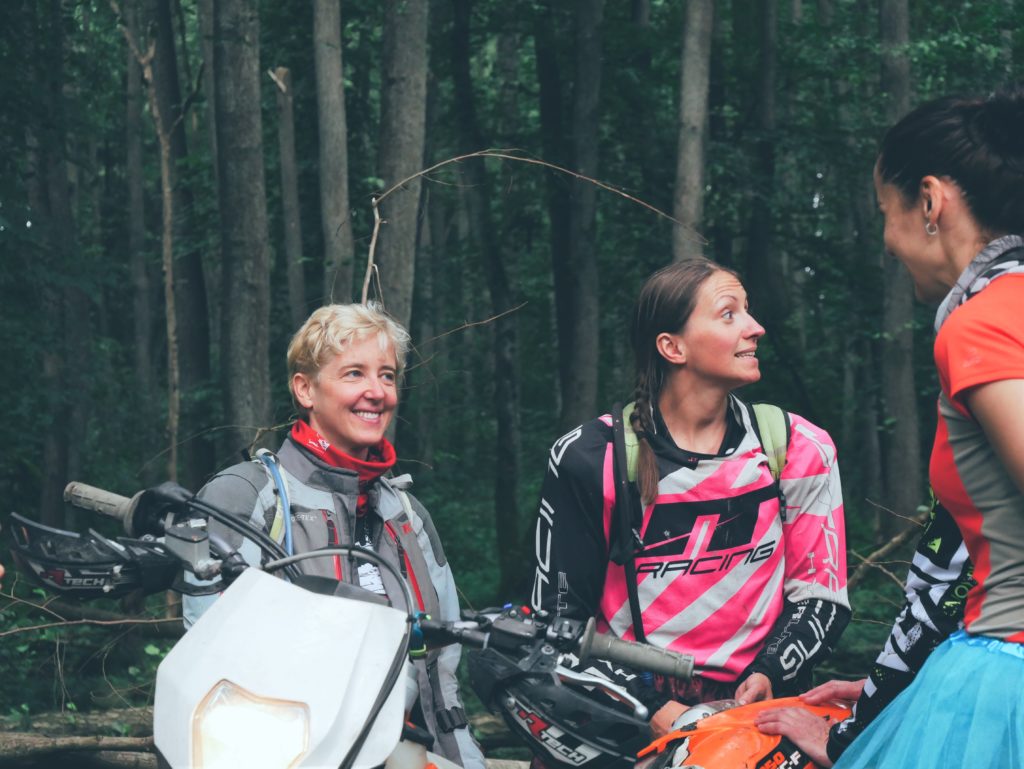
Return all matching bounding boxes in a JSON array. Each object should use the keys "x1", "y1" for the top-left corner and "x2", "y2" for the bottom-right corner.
[{"x1": 132, "y1": 481, "x2": 193, "y2": 537}]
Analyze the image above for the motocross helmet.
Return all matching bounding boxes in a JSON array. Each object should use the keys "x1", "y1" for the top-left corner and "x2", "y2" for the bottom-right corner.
[{"x1": 469, "y1": 647, "x2": 652, "y2": 769}]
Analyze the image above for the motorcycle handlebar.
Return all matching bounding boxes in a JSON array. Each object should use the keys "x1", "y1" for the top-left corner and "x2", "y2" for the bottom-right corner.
[
  {"x1": 63, "y1": 482, "x2": 137, "y2": 532},
  {"x1": 577, "y1": 618, "x2": 694, "y2": 680}
]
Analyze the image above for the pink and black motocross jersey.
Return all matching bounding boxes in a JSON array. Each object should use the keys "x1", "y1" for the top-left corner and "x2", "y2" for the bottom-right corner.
[{"x1": 532, "y1": 396, "x2": 849, "y2": 690}]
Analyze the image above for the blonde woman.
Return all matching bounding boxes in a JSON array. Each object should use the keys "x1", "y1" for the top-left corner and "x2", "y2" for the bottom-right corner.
[{"x1": 185, "y1": 302, "x2": 484, "y2": 769}]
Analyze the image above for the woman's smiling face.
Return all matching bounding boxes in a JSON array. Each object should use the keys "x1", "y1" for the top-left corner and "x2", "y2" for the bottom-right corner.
[
  {"x1": 291, "y1": 334, "x2": 399, "y2": 459},
  {"x1": 873, "y1": 163, "x2": 950, "y2": 304}
]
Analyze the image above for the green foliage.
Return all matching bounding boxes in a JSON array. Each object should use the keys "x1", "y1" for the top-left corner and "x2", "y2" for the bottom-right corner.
[
  {"x1": 1, "y1": 0, "x2": 1022, "y2": 721},
  {"x1": 0, "y1": 584, "x2": 171, "y2": 716}
]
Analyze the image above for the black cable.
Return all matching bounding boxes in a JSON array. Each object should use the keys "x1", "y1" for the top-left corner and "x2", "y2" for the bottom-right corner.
[
  {"x1": 184, "y1": 497, "x2": 301, "y2": 581},
  {"x1": 265, "y1": 546, "x2": 418, "y2": 769},
  {"x1": 264, "y1": 546, "x2": 415, "y2": 614}
]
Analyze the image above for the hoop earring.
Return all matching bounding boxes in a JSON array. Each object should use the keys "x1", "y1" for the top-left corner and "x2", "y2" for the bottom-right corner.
[{"x1": 924, "y1": 221, "x2": 939, "y2": 236}]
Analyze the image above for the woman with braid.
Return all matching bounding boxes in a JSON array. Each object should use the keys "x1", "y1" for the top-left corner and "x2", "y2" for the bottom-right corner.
[{"x1": 530, "y1": 260, "x2": 850, "y2": 736}]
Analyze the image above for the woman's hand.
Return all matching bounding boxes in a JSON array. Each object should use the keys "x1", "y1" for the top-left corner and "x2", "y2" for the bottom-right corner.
[
  {"x1": 754, "y1": 706, "x2": 834, "y2": 767},
  {"x1": 649, "y1": 700, "x2": 689, "y2": 737},
  {"x1": 798, "y1": 678, "x2": 865, "y2": 706},
  {"x1": 735, "y1": 672, "x2": 773, "y2": 704},
  {"x1": 752, "y1": 678, "x2": 863, "y2": 769}
]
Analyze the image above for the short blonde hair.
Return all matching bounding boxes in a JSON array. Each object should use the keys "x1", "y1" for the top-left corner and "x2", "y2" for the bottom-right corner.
[{"x1": 287, "y1": 302, "x2": 411, "y2": 415}]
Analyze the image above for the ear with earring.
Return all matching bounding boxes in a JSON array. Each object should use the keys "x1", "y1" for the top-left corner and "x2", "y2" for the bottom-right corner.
[{"x1": 923, "y1": 195, "x2": 938, "y2": 235}]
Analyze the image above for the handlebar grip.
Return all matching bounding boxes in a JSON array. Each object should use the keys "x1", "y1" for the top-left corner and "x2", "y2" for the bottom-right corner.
[
  {"x1": 577, "y1": 618, "x2": 694, "y2": 680},
  {"x1": 63, "y1": 482, "x2": 136, "y2": 531},
  {"x1": 419, "y1": 619, "x2": 489, "y2": 650}
]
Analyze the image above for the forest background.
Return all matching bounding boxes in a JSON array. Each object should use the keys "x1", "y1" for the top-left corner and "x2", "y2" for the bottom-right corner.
[{"x1": 0, "y1": 0, "x2": 1021, "y2": 760}]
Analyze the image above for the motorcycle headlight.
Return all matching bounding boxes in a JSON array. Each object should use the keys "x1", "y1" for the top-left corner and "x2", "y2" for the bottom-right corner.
[{"x1": 193, "y1": 679, "x2": 310, "y2": 769}]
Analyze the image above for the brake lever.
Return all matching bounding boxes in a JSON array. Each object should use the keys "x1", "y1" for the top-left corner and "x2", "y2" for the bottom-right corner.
[{"x1": 554, "y1": 664, "x2": 650, "y2": 720}]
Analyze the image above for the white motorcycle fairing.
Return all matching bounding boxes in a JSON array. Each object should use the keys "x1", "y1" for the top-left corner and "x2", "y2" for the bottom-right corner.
[{"x1": 155, "y1": 568, "x2": 411, "y2": 769}]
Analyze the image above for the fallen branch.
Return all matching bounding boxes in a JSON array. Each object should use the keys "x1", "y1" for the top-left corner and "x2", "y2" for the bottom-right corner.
[
  {"x1": 0, "y1": 707, "x2": 519, "y2": 765},
  {"x1": 0, "y1": 707, "x2": 152, "y2": 738},
  {"x1": 0, "y1": 732, "x2": 152, "y2": 762},
  {"x1": 66, "y1": 750, "x2": 158, "y2": 769}
]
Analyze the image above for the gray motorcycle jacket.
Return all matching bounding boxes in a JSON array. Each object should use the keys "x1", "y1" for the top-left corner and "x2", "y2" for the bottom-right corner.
[{"x1": 183, "y1": 436, "x2": 485, "y2": 769}]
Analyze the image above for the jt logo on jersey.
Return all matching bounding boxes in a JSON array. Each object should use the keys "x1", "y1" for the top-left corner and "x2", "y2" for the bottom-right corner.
[{"x1": 634, "y1": 485, "x2": 779, "y2": 578}]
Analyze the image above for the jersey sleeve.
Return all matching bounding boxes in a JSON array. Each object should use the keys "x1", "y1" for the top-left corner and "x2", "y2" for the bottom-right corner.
[
  {"x1": 936, "y1": 274, "x2": 1024, "y2": 408},
  {"x1": 530, "y1": 419, "x2": 613, "y2": 620},
  {"x1": 528, "y1": 419, "x2": 673, "y2": 715},
  {"x1": 778, "y1": 414, "x2": 848, "y2": 607},
  {"x1": 826, "y1": 499, "x2": 974, "y2": 762},
  {"x1": 744, "y1": 414, "x2": 851, "y2": 692}
]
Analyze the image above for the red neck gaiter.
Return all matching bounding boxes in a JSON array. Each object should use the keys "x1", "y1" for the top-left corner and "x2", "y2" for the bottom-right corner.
[{"x1": 290, "y1": 420, "x2": 396, "y2": 516}]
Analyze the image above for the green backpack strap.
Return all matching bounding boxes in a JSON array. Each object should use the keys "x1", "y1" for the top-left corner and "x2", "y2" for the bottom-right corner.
[
  {"x1": 625, "y1": 398, "x2": 789, "y2": 488},
  {"x1": 751, "y1": 402, "x2": 789, "y2": 483},
  {"x1": 622, "y1": 401, "x2": 640, "y2": 483},
  {"x1": 751, "y1": 402, "x2": 791, "y2": 521}
]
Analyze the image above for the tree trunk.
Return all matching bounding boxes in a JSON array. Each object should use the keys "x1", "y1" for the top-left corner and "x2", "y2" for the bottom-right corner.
[
  {"x1": 34, "y1": 0, "x2": 91, "y2": 527},
  {"x1": 707, "y1": 1, "x2": 733, "y2": 267},
  {"x1": 879, "y1": 0, "x2": 921, "y2": 530},
  {"x1": 743, "y1": 0, "x2": 815, "y2": 417},
  {"x1": 198, "y1": 0, "x2": 218, "y2": 190},
  {"x1": 450, "y1": 0, "x2": 522, "y2": 597},
  {"x1": 411, "y1": 191, "x2": 435, "y2": 464},
  {"x1": 125, "y1": 0, "x2": 157, "y2": 482},
  {"x1": 314, "y1": 0, "x2": 356, "y2": 304},
  {"x1": 533, "y1": 0, "x2": 570, "y2": 422},
  {"x1": 410, "y1": 73, "x2": 444, "y2": 467},
  {"x1": 375, "y1": 0, "x2": 429, "y2": 330},
  {"x1": 151, "y1": 0, "x2": 214, "y2": 489},
  {"x1": 272, "y1": 66, "x2": 307, "y2": 330},
  {"x1": 29, "y1": 124, "x2": 68, "y2": 529},
  {"x1": 672, "y1": 0, "x2": 714, "y2": 262},
  {"x1": 214, "y1": 0, "x2": 272, "y2": 455},
  {"x1": 745, "y1": 0, "x2": 780, "y2": 316},
  {"x1": 624, "y1": 0, "x2": 657, "y2": 194},
  {"x1": 1000, "y1": 0, "x2": 1015, "y2": 75},
  {"x1": 559, "y1": 0, "x2": 604, "y2": 431}
]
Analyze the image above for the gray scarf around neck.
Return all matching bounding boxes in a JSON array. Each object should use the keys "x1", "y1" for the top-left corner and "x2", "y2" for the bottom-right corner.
[{"x1": 934, "y1": 234, "x2": 1024, "y2": 332}]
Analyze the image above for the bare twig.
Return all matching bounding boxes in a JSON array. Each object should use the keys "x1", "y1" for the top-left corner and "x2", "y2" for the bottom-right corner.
[
  {"x1": 267, "y1": 66, "x2": 287, "y2": 93},
  {"x1": 426, "y1": 303, "x2": 527, "y2": 344},
  {"x1": 1, "y1": 587, "x2": 68, "y2": 621},
  {"x1": 864, "y1": 497, "x2": 929, "y2": 527},
  {"x1": 359, "y1": 149, "x2": 694, "y2": 306},
  {"x1": 361, "y1": 198, "x2": 385, "y2": 304},
  {"x1": 173, "y1": 61, "x2": 205, "y2": 135},
  {"x1": 847, "y1": 508, "x2": 928, "y2": 590},
  {"x1": 0, "y1": 615, "x2": 182, "y2": 640},
  {"x1": 850, "y1": 551, "x2": 906, "y2": 591},
  {"x1": 136, "y1": 420, "x2": 292, "y2": 478},
  {"x1": 248, "y1": 421, "x2": 292, "y2": 456}
]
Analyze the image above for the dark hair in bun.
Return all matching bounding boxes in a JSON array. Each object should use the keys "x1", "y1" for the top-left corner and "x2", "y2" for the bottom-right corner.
[{"x1": 878, "y1": 85, "x2": 1024, "y2": 235}]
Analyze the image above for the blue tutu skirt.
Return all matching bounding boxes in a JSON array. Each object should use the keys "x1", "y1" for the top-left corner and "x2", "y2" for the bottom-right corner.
[{"x1": 834, "y1": 630, "x2": 1024, "y2": 769}]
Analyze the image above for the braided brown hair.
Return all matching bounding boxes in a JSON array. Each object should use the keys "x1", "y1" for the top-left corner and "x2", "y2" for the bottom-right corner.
[{"x1": 630, "y1": 259, "x2": 738, "y2": 505}]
